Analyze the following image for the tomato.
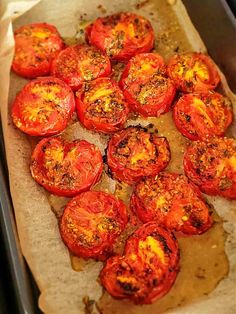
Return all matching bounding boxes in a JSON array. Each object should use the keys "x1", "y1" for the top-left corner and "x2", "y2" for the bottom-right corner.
[
  {"x1": 107, "y1": 126, "x2": 170, "y2": 185},
  {"x1": 119, "y1": 52, "x2": 175, "y2": 117},
  {"x1": 60, "y1": 191, "x2": 128, "y2": 260},
  {"x1": 11, "y1": 77, "x2": 75, "y2": 136},
  {"x1": 184, "y1": 137, "x2": 236, "y2": 199},
  {"x1": 51, "y1": 44, "x2": 111, "y2": 91},
  {"x1": 76, "y1": 78, "x2": 129, "y2": 133},
  {"x1": 30, "y1": 137, "x2": 103, "y2": 197},
  {"x1": 100, "y1": 222, "x2": 179, "y2": 304},
  {"x1": 86, "y1": 12, "x2": 154, "y2": 61},
  {"x1": 131, "y1": 172, "x2": 212, "y2": 234},
  {"x1": 12, "y1": 23, "x2": 64, "y2": 78},
  {"x1": 173, "y1": 91, "x2": 233, "y2": 141},
  {"x1": 167, "y1": 53, "x2": 220, "y2": 93},
  {"x1": 119, "y1": 53, "x2": 167, "y2": 87}
]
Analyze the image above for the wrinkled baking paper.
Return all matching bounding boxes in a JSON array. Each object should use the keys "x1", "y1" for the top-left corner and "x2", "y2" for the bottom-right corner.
[{"x1": 0, "y1": 0, "x2": 235, "y2": 313}]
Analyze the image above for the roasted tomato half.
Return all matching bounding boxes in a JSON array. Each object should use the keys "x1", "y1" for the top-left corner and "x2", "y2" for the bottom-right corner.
[
  {"x1": 12, "y1": 23, "x2": 64, "y2": 78},
  {"x1": 60, "y1": 191, "x2": 128, "y2": 260},
  {"x1": 51, "y1": 44, "x2": 111, "y2": 91},
  {"x1": 76, "y1": 78, "x2": 129, "y2": 133},
  {"x1": 184, "y1": 137, "x2": 236, "y2": 199},
  {"x1": 173, "y1": 91, "x2": 233, "y2": 141},
  {"x1": 131, "y1": 172, "x2": 212, "y2": 234},
  {"x1": 107, "y1": 126, "x2": 171, "y2": 185},
  {"x1": 119, "y1": 53, "x2": 167, "y2": 87},
  {"x1": 11, "y1": 77, "x2": 75, "y2": 136},
  {"x1": 100, "y1": 222, "x2": 179, "y2": 304},
  {"x1": 30, "y1": 137, "x2": 103, "y2": 197},
  {"x1": 86, "y1": 12, "x2": 154, "y2": 61},
  {"x1": 167, "y1": 53, "x2": 220, "y2": 93},
  {"x1": 119, "y1": 52, "x2": 175, "y2": 117}
]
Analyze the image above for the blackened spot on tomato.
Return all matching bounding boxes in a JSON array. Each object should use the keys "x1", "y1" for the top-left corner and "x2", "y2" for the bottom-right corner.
[
  {"x1": 185, "y1": 81, "x2": 193, "y2": 88},
  {"x1": 118, "y1": 281, "x2": 139, "y2": 294},
  {"x1": 151, "y1": 232, "x2": 172, "y2": 254},
  {"x1": 192, "y1": 219, "x2": 203, "y2": 228},
  {"x1": 153, "y1": 278, "x2": 158, "y2": 286},
  {"x1": 185, "y1": 114, "x2": 191, "y2": 122},
  {"x1": 196, "y1": 168, "x2": 201, "y2": 175}
]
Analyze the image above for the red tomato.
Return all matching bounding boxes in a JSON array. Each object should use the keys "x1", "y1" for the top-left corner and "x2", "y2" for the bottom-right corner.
[
  {"x1": 173, "y1": 91, "x2": 233, "y2": 141},
  {"x1": 119, "y1": 53, "x2": 167, "y2": 87},
  {"x1": 30, "y1": 137, "x2": 103, "y2": 197},
  {"x1": 100, "y1": 222, "x2": 179, "y2": 304},
  {"x1": 167, "y1": 53, "x2": 220, "y2": 93},
  {"x1": 119, "y1": 52, "x2": 175, "y2": 117},
  {"x1": 11, "y1": 77, "x2": 75, "y2": 136},
  {"x1": 86, "y1": 12, "x2": 154, "y2": 61},
  {"x1": 107, "y1": 126, "x2": 171, "y2": 185},
  {"x1": 51, "y1": 44, "x2": 111, "y2": 91},
  {"x1": 184, "y1": 137, "x2": 236, "y2": 199},
  {"x1": 76, "y1": 78, "x2": 129, "y2": 133},
  {"x1": 60, "y1": 191, "x2": 128, "y2": 260},
  {"x1": 12, "y1": 23, "x2": 64, "y2": 78},
  {"x1": 131, "y1": 172, "x2": 212, "y2": 235}
]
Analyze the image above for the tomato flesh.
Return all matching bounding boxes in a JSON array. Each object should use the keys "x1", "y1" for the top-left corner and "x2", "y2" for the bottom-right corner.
[
  {"x1": 12, "y1": 23, "x2": 64, "y2": 78},
  {"x1": 167, "y1": 53, "x2": 220, "y2": 93},
  {"x1": 76, "y1": 78, "x2": 129, "y2": 133},
  {"x1": 173, "y1": 91, "x2": 233, "y2": 141},
  {"x1": 51, "y1": 44, "x2": 111, "y2": 91},
  {"x1": 11, "y1": 77, "x2": 75, "y2": 136},
  {"x1": 119, "y1": 53, "x2": 175, "y2": 116},
  {"x1": 184, "y1": 137, "x2": 236, "y2": 199},
  {"x1": 30, "y1": 137, "x2": 103, "y2": 197},
  {"x1": 60, "y1": 191, "x2": 128, "y2": 260},
  {"x1": 86, "y1": 12, "x2": 154, "y2": 61},
  {"x1": 107, "y1": 126, "x2": 171, "y2": 185},
  {"x1": 131, "y1": 172, "x2": 212, "y2": 234},
  {"x1": 100, "y1": 222, "x2": 179, "y2": 304}
]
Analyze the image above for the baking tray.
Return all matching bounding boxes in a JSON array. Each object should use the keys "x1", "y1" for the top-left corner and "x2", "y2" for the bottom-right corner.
[{"x1": 0, "y1": 0, "x2": 235, "y2": 313}]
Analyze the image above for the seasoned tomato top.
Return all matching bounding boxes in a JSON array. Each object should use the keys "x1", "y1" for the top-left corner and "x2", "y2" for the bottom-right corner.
[
  {"x1": 86, "y1": 12, "x2": 154, "y2": 61},
  {"x1": 12, "y1": 23, "x2": 64, "y2": 78},
  {"x1": 184, "y1": 137, "x2": 236, "y2": 199},
  {"x1": 131, "y1": 172, "x2": 212, "y2": 234},
  {"x1": 120, "y1": 53, "x2": 167, "y2": 88},
  {"x1": 30, "y1": 137, "x2": 103, "y2": 197},
  {"x1": 51, "y1": 44, "x2": 111, "y2": 91},
  {"x1": 76, "y1": 78, "x2": 129, "y2": 133},
  {"x1": 173, "y1": 91, "x2": 233, "y2": 140},
  {"x1": 60, "y1": 191, "x2": 128, "y2": 260},
  {"x1": 107, "y1": 127, "x2": 171, "y2": 184},
  {"x1": 11, "y1": 77, "x2": 75, "y2": 136},
  {"x1": 167, "y1": 53, "x2": 220, "y2": 92}
]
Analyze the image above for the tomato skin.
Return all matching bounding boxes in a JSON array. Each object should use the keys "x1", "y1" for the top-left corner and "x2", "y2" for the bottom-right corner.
[
  {"x1": 11, "y1": 77, "x2": 75, "y2": 136},
  {"x1": 51, "y1": 44, "x2": 111, "y2": 91},
  {"x1": 131, "y1": 172, "x2": 213, "y2": 235},
  {"x1": 183, "y1": 137, "x2": 236, "y2": 199},
  {"x1": 86, "y1": 12, "x2": 154, "y2": 61},
  {"x1": 107, "y1": 127, "x2": 171, "y2": 185},
  {"x1": 119, "y1": 53, "x2": 175, "y2": 117},
  {"x1": 76, "y1": 78, "x2": 129, "y2": 133},
  {"x1": 100, "y1": 222, "x2": 179, "y2": 304},
  {"x1": 173, "y1": 92, "x2": 233, "y2": 141},
  {"x1": 60, "y1": 191, "x2": 128, "y2": 260},
  {"x1": 167, "y1": 53, "x2": 220, "y2": 93},
  {"x1": 12, "y1": 23, "x2": 64, "y2": 78},
  {"x1": 30, "y1": 137, "x2": 103, "y2": 197}
]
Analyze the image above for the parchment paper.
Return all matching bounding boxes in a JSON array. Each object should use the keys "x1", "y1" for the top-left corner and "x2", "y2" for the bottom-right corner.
[{"x1": 0, "y1": 1, "x2": 236, "y2": 313}]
